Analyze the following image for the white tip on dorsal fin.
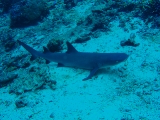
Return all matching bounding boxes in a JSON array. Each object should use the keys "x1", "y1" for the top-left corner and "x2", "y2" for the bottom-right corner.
[{"x1": 66, "y1": 41, "x2": 78, "y2": 53}]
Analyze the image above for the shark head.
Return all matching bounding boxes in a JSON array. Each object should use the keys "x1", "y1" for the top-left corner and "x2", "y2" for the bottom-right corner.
[{"x1": 99, "y1": 53, "x2": 129, "y2": 67}]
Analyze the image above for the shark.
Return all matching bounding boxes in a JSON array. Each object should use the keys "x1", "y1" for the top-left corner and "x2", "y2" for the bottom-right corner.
[{"x1": 17, "y1": 40, "x2": 129, "y2": 81}]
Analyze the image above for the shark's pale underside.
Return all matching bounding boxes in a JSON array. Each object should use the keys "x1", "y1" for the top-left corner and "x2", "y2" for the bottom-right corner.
[{"x1": 18, "y1": 40, "x2": 129, "y2": 81}]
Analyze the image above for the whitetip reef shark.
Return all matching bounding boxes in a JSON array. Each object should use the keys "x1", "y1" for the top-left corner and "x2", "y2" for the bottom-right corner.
[{"x1": 17, "y1": 40, "x2": 129, "y2": 81}]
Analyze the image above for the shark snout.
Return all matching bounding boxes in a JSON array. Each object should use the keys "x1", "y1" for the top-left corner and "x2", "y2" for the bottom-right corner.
[
  {"x1": 118, "y1": 53, "x2": 129, "y2": 62},
  {"x1": 110, "y1": 53, "x2": 129, "y2": 65}
]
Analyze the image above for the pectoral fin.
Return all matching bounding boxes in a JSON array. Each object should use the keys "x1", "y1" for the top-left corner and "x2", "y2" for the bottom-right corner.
[{"x1": 82, "y1": 67, "x2": 99, "y2": 81}]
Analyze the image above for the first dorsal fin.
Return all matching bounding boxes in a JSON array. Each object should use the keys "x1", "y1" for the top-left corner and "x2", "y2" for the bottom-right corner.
[{"x1": 66, "y1": 42, "x2": 78, "y2": 53}]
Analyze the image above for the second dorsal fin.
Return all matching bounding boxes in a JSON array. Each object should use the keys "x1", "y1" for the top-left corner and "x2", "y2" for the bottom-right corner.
[
  {"x1": 43, "y1": 46, "x2": 50, "y2": 53},
  {"x1": 66, "y1": 42, "x2": 78, "y2": 53},
  {"x1": 43, "y1": 46, "x2": 50, "y2": 64}
]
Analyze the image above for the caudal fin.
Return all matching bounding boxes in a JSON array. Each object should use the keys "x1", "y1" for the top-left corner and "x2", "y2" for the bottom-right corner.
[{"x1": 18, "y1": 40, "x2": 39, "y2": 61}]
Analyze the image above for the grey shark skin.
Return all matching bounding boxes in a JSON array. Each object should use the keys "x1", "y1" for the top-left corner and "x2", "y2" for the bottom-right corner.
[{"x1": 17, "y1": 40, "x2": 129, "y2": 81}]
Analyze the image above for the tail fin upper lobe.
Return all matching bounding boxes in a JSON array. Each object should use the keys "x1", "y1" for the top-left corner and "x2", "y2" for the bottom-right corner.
[{"x1": 17, "y1": 40, "x2": 41, "y2": 61}]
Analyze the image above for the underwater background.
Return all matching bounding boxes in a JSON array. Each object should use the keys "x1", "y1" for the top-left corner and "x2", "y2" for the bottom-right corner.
[{"x1": 0, "y1": 0, "x2": 160, "y2": 119}]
